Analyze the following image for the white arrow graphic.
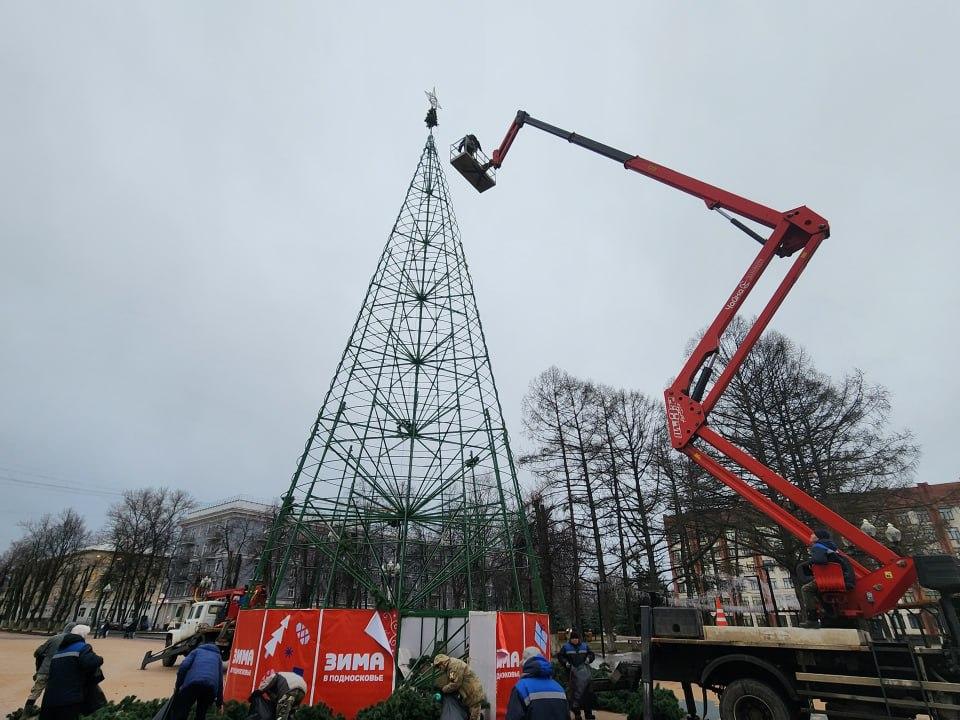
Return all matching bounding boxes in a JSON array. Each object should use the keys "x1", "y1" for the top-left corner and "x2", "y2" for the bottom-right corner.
[
  {"x1": 264, "y1": 615, "x2": 291, "y2": 658},
  {"x1": 364, "y1": 612, "x2": 393, "y2": 657}
]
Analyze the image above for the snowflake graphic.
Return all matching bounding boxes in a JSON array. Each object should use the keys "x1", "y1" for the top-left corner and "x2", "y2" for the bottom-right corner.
[{"x1": 284, "y1": 646, "x2": 293, "y2": 658}]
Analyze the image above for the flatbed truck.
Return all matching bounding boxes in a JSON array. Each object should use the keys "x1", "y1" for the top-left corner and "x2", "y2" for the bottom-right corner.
[{"x1": 597, "y1": 606, "x2": 960, "y2": 720}]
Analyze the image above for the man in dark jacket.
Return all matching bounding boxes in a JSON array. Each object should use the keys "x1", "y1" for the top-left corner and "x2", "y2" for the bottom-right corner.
[
  {"x1": 171, "y1": 642, "x2": 224, "y2": 720},
  {"x1": 39, "y1": 624, "x2": 104, "y2": 720},
  {"x1": 556, "y1": 631, "x2": 596, "y2": 720},
  {"x1": 801, "y1": 528, "x2": 856, "y2": 627},
  {"x1": 505, "y1": 647, "x2": 568, "y2": 720},
  {"x1": 24, "y1": 622, "x2": 76, "y2": 715}
]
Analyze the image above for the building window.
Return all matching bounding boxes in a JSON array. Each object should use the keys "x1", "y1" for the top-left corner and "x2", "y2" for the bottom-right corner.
[
  {"x1": 908, "y1": 614, "x2": 922, "y2": 630},
  {"x1": 782, "y1": 577, "x2": 794, "y2": 589},
  {"x1": 770, "y1": 580, "x2": 779, "y2": 589},
  {"x1": 939, "y1": 508, "x2": 955, "y2": 521},
  {"x1": 947, "y1": 528, "x2": 960, "y2": 543},
  {"x1": 78, "y1": 608, "x2": 86, "y2": 617}
]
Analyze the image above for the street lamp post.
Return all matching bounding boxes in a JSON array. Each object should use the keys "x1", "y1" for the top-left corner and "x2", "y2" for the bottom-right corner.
[
  {"x1": 92, "y1": 582, "x2": 113, "y2": 631},
  {"x1": 381, "y1": 560, "x2": 400, "y2": 606},
  {"x1": 593, "y1": 581, "x2": 607, "y2": 658},
  {"x1": 762, "y1": 562, "x2": 781, "y2": 627}
]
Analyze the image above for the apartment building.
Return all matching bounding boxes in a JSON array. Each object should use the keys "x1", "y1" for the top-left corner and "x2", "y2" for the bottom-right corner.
[{"x1": 155, "y1": 496, "x2": 273, "y2": 628}]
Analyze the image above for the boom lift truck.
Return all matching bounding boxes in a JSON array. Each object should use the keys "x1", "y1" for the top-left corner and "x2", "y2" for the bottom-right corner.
[{"x1": 451, "y1": 112, "x2": 960, "y2": 720}]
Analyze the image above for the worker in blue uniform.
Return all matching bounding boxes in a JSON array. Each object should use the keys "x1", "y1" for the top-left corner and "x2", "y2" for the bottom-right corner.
[
  {"x1": 505, "y1": 647, "x2": 568, "y2": 720},
  {"x1": 557, "y1": 630, "x2": 596, "y2": 720},
  {"x1": 800, "y1": 528, "x2": 856, "y2": 627}
]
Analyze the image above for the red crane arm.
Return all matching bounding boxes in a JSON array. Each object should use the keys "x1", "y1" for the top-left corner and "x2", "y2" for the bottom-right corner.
[
  {"x1": 492, "y1": 111, "x2": 786, "y2": 231},
  {"x1": 478, "y1": 110, "x2": 915, "y2": 617}
]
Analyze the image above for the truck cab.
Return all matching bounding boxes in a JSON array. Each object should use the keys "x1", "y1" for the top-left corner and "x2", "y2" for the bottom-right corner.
[{"x1": 167, "y1": 600, "x2": 226, "y2": 646}]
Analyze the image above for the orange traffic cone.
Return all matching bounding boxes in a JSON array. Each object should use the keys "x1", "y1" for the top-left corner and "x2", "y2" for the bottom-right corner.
[{"x1": 714, "y1": 596, "x2": 729, "y2": 626}]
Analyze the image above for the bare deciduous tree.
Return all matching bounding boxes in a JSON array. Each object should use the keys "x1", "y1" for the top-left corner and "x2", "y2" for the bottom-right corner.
[
  {"x1": 0, "y1": 510, "x2": 88, "y2": 629},
  {"x1": 101, "y1": 487, "x2": 193, "y2": 626},
  {"x1": 665, "y1": 318, "x2": 922, "y2": 606}
]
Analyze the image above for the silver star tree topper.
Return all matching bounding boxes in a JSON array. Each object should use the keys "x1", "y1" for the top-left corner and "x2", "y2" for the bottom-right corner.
[{"x1": 425, "y1": 87, "x2": 442, "y2": 110}]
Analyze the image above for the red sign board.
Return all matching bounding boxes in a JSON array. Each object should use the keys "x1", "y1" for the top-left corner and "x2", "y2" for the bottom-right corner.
[
  {"x1": 311, "y1": 609, "x2": 396, "y2": 718},
  {"x1": 494, "y1": 612, "x2": 551, "y2": 720},
  {"x1": 224, "y1": 608, "x2": 396, "y2": 719},
  {"x1": 226, "y1": 608, "x2": 540, "y2": 720}
]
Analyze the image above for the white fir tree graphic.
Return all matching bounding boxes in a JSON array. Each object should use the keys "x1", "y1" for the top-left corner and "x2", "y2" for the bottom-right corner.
[{"x1": 264, "y1": 615, "x2": 290, "y2": 658}]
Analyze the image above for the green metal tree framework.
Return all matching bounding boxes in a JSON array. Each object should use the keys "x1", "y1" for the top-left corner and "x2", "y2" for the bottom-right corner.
[{"x1": 255, "y1": 120, "x2": 544, "y2": 615}]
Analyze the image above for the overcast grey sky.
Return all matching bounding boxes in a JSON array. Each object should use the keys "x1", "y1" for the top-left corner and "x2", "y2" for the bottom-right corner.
[{"x1": 1, "y1": 2, "x2": 958, "y2": 548}]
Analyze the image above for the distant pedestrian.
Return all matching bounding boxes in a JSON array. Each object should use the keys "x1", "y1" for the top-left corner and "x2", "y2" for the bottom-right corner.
[
  {"x1": 95, "y1": 621, "x2": 109, "y2": 639},
  {"x1": 24, "y1": 622, "x2": 77, "y2": 715},
  {"x1": 247, "y1": 671, "x2": 308, "y2": 720},
  {"x1": 505, "y1": 647, "x2": 568, "y2": 720},
  {"x1": 39, "y1": 624, "x2": 105, "y2": 720},
  {"x1": 171, "y1": 642, "x2": 224, "y2": 720}
]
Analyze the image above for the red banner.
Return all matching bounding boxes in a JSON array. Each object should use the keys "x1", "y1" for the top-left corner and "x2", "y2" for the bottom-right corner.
[
  {"x1": 311, "y1": 609, "x2": 396, "y2": 718},
  {"x1": 227, "y1": 608, "x2": 544, "y2": 720},
  {"x1": 224, "y1": 608, "x2": 396, "y2": 719},
  {"x1": 494, "y1": 612, "x2": 550, "y2": 720},
  {"x1": 224, "y1": 609, "x2": 267, "y2": 701}
]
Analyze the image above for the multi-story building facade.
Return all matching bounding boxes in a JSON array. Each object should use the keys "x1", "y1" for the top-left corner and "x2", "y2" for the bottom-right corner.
[
  {"x1": 72, "y1": 544, "x2": 166, "y2": 628},
  {"x1": 665, "y1": 480, "x2": 960, "y2": 627},
  {"x1": 155, "y1": 496, "x2": 273, "y2": 629}
]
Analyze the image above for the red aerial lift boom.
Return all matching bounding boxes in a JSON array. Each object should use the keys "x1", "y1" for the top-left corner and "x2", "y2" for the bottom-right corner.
[{"x1": 451, "y1": 110, "x2": 960, "y2": 623}]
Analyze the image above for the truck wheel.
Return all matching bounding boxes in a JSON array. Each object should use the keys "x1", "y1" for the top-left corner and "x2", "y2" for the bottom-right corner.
[
  {"x1": 161, "y1": 653, "x2": 176, "y2": 667},
  {"x1": 720, "y1": 679, "x2": 792, "y2": 720}
]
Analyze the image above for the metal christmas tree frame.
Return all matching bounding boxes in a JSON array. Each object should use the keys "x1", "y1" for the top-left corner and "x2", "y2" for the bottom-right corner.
[{"x1": 255, "y1": 103, "x2": 543, "y2": 615}]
